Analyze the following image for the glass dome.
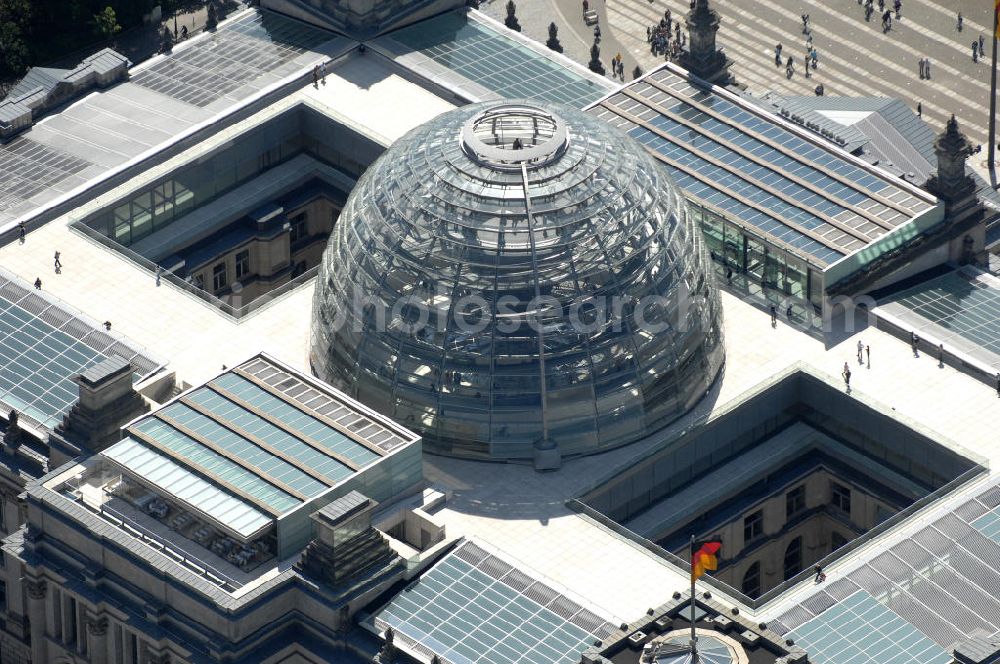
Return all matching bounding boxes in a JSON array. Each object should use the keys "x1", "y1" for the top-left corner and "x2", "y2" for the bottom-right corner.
[{"x1": 310, "y1": 101, "x2": 724, "y2": 460}]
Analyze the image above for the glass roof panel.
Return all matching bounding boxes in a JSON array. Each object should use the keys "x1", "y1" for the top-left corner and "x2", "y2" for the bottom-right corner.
[
  {"x1": 103, "y1": 437, "x2": 274, "y2": 538},
  {"x1": 369, "y1": 540, "x2": 615, "y2": 664},
  {"x1": 130, "y1": 11, "x2": 334, "y2": 107},
  {"x1": 380, "y1": 11, "x2": 612, "y2": 108},
  {"x1": 182, "y1": 387, "x2": 356, "y2": 485},
  {"x1": 130, "y1": 416, "x2": 302, "y2": 513},
  {"x1": 590, "y1": 68, "x2": 937, "y2": 267},
  {"x1": 789, "y1": 591, "x2": 949, "y2": 664},
  {"x1": 885, "y1": 269, "x2": 1000, "y2": 365},
  {"x1": 208, "y1": 372, "x2": 382, "y2": 466},
  {"x1": 0, "y1": 267, "x2": 161, "y2": 429}
]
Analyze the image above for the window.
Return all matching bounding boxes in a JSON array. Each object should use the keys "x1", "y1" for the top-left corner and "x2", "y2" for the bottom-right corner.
[
  {"x1": 783, "y1": 537, "x2": 803, "y2": 580},
  {"x1": 289, "y1": 213, "x2": 308, "y2": 244},
  {"x1": 741, "y1": 562, "x2": 761, "y2": 598},
  {"x1": 235, "y1": 250, "x2": 250, "y2": 280},
  {"x1": 786, "y1": 485, "x2": 805, "y2": 518},
  {"x1": 743, "y1": 510, "x2": 763, "y2": 544},
  {"x1": 212, "y1": 262, "x2": 227, "y2": 292},
  {"x1": 831, "y1": 531, "x2": 847, "y2": 552},
  {"x1": 831, "y1": 482, "x2": 851, "y2": 514}
]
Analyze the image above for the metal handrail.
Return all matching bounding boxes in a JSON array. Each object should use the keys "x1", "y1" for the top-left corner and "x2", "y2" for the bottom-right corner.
[
  {"x1": 76, "y1": 494, "x2": 244, "y2": 590},
  {"x1": 567, "y1": 461, "x2": 987, "y2": 613},
  {"x1": 69, "y1": 221, "x2": 319, "y2": 320}
]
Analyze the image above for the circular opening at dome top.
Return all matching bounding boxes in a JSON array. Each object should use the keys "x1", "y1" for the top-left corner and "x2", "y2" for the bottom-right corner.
[{"x1": 461, "y1": 105, "x2": 569, "y2": 171}]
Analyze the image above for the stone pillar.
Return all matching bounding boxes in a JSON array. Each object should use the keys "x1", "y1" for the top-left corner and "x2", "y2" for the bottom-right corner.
[
  {"x1": 87, "y1": 614, "x2": 110, "y2": 664},
  {"x1": 679, "y1": 0, "x2": 732, "y2": 86},
  {"x1": 25, "y1": 578, "x2": 47, "y2": 664}
]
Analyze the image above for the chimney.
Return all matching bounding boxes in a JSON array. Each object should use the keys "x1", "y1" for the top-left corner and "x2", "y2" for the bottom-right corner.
[{"x1": 55, "y1": 356, "x2": 149, "y2": 452}]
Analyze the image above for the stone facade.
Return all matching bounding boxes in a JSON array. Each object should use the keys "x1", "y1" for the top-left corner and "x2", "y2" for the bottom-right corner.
[{"x1": 262, "y1": 0, "x2": 465, "y2": 38}]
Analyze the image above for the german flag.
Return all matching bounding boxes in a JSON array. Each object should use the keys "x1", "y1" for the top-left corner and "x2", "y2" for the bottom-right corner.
[{"x1": 691, "y1": 541, "x2": 722, "y2": 581}]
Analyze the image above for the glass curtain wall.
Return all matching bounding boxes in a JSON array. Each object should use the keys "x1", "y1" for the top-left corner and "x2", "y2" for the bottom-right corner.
[{"x1": 695, "y1": 203, "x2": 820, "y2": 313}]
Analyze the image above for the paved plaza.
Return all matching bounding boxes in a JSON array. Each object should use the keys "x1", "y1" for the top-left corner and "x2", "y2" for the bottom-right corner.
[
  {"x1": 485, "y1": 0, "x2": 999, "y2": 168},
  {"x1": 425, "y1": 283, "x2": 1000, "y2": 621}
]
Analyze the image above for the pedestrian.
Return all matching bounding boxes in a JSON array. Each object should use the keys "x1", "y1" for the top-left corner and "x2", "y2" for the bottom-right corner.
[
  {"x1": 786, "y1": 305, "x2": 793, "y2": 320},
  {"x1": 33, "y1": 277, "x2": 41, "y2": 290},
  {"x1": 957, "y1": 11, "x2": 963, "y2": 32},
  {"x1": 103, "y1": 321, "x2": 112, "y2": 331},
  {"x1": 918, "y1": 58, "x2": 925, "y2": 80},
  {"x1": 866, "y1": 345, "x2": 870, "y2": 366},
  {"x1": 814, "y1": 565, "x2": 826, "y2": 582},
  {"x1": 938, "y1": 343, "x2": 944, "y2": 366},
  {"x1": 973, "y1": 41, "x2": 979, "y2": 63},
  {"x1": 877, "y1": 0, "x2": 884, "y2": 11},
  {"x1": 775, "y1": 43, "x2": 782, "y2": 66},
  {"x1": 53, "y1": 250, "x2": 61, "y2": 273},
  {"x1": 320, "y1": 62, "x2": 327, "y2": 84},
  {"x1": 811, "y1": 47, "x2": 818, "y2": 68},
  {"x1": 804, "y1": 56, "x2": 810, "y2": 77},
  {"x1": 312, "y1": 65, "x2": 318, "y2": 87},
  {"x1": 584, "y1": 0, "x2": 589, "y2": 13},
  {"x1": 857, "y1": 339, "x2": 864, "y2": 363},
  {"x1": 981, "y1": 35, "x2": 986, "y2": 54},
  {"x1": 770, "y1": 305, "x2": 777, "y2": 326},
  {"x1": 917, "y1": 101, "x2": 922, "y2": 117},
  {"x1": 18, "y1": 221, "x2": 25, "y2": 243},
  {"x1": 996, "y1": 372, "x2": 1000, "y2": 397},
  {"x1": 911, "y1": 331, "x2": 919, "y2": 357},
  {"x1": 843, "y1": 365, "x2": 852, "y2": 390},
  {"x1": 924, "y1": 58, "x2": 931, "y2": 79},
  {"x1": 155, "y1": 266, "x2": 162, "y2": 287}
]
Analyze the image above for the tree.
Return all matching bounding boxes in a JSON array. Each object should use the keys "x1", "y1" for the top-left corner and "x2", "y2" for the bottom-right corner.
[
  {"x1": 633, "y1": 65, "x2": 642, "y2": 80},
  {"x1": 504, "y1": 0, "x2": 520, "y2": 32},
  {"x1": 206, "y1": 1, "x2": 218, "y2": 31},
  {"x1": 588, "y1": 40, "x2": 604, "y2": 75},
  {"x1": 92, "y1": 6, "x2": 120, "y2": 40},
  {"x1": 0, "y1": 0, "x2": 31, "y2": 84},
  {"x1": 546, "y1": 22, "x2": 562, "y2": 53}
]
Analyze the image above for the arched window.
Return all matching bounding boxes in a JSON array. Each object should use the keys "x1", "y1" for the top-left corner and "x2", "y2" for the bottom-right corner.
[
  {"x1": 741, "y1": 561, "x2": 761, "y2": 598},
  {"x1": 783, "y1": 536, "x2": 803, "y2": 580}
]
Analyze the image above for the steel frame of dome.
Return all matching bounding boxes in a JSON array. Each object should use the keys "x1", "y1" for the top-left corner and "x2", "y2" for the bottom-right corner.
[{"x1": 310, "y1": 100, "x2": 724, "y2": 461}]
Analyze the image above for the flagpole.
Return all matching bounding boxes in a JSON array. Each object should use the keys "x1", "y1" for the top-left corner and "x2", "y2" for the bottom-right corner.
[
  {"x1": 690, "y1": 534, "x2": 698, "y2": 661},
  {"x1": 990, "y1": 1, "x2": 998, "y2": 189}
]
